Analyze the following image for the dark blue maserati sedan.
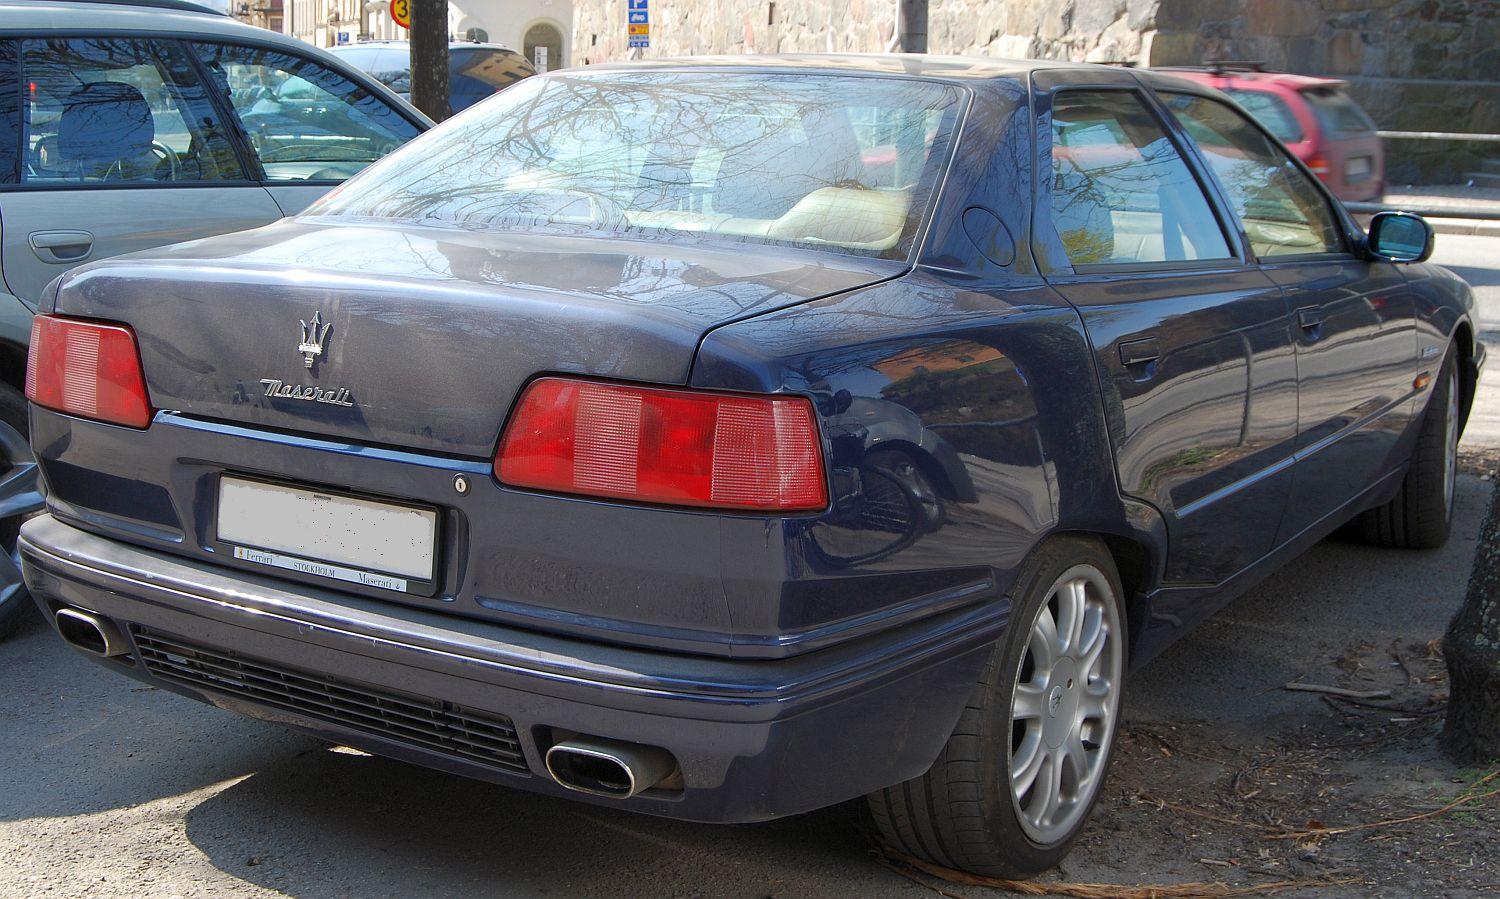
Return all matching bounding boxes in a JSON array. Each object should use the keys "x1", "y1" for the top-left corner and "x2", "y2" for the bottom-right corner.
[{"x1": 17, "y1": 55, "x2": 1481, "y2": 876}]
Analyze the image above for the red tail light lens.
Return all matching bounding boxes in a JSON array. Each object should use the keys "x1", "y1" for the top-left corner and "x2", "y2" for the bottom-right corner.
[
  {"x1": 496, "y1": 378, "x2": 827, "y2": 512},
  {"x1": 25, "y1": 315, "x2": 153, "y2": 429},
  {"x1": 1306, "y1": 153, "x2": 1330, "y2": 178}
]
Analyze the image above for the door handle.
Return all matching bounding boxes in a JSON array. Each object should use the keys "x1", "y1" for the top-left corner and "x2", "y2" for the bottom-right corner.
[
  {"x1": 1119, "y1": 337, "x2": 1161, "y2": 367},
  {"x1": 29, "y1": 230, "x2": 94, "y2": 264},
  {"x1": 1297, "y1": 307, "x2": 1323, "y2": 330}
]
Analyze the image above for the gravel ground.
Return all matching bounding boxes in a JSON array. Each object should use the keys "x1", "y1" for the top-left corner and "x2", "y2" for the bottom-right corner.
[{"x1": 3, "y1": 235, "x2": 1498, "y2": 897}]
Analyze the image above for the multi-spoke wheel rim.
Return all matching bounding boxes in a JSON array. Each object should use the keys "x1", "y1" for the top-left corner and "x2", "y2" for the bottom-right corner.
[
  {"x1": 1443, "y1": 367, "x2": 1459, "y2": 516},
  {"x1": 1007, "y1": 564, "x2": 1122, "y2": 846}
]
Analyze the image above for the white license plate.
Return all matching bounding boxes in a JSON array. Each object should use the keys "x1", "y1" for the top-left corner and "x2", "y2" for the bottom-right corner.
[
  {"x1": 216, "y1": 477, "x2": 437, "y2": 593},
  {"x1": 1345, "y1": 156, "x2": 1372, "y2": 179}
]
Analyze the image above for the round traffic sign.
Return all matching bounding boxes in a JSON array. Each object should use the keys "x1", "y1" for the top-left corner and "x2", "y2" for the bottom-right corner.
[{"x1": 390, "y1": 0, "x2": 410, "y2": 29}]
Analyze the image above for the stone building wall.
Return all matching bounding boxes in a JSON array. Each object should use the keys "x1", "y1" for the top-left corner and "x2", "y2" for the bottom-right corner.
[{"x1": 572, "y1": 0, "x2": 1499, "y2": 183}]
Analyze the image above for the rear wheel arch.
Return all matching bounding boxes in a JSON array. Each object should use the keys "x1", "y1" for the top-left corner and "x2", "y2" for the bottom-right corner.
[
  {"x1": 1033, "y1": 528, "x2": 1155, "y2": 666},
  {"x1": 1452, "y1": 321, "x2": 1476, "y2": 431}
]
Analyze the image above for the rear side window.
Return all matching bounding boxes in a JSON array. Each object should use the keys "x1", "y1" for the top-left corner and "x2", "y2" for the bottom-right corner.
[
  {"x1": 21, "y1": 38, "x2": 244, "y2": 185},
  {"x1": 1161, "y1": 93, "x2": 1344, "y2": 258},
  {"x1": 1223, "y1": 89, "x2": 1303, "y2": 143},
  {"x1": 0, "y1": 41, "x2": 17, "y2": 185},
  {"x1": 1049, "y1": 91, "x2": 1232, "y2": 267},
  {"x1": 1301, "y1": 87, "x2": 1376, "y2": 137}
]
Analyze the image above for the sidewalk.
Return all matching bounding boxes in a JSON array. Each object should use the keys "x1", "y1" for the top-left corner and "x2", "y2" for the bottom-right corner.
[{"x1": 1380, "y1": 184, "x2": 1500, "y2": 236}]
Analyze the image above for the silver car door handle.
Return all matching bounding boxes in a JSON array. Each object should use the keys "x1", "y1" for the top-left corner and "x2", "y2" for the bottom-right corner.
[{"x1": 29, "y1": 230, "x2": 95, "y2": 264}]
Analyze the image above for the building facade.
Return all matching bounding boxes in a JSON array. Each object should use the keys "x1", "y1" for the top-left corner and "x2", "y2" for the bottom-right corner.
[
  {"x1": 279, "y1": 0, "x2": 572, "y2": 71},
  {"x1": 227, "y1": 0, "x2": 285, "y2": 33},
  {"x1": 572, "y1": 0, "x2": 1499, "y2": 182}
]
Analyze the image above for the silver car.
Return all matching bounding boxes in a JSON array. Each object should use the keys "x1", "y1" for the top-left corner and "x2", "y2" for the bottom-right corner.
[{"x1": 0, "y1": 0, "x2": 430, "y2": 635}]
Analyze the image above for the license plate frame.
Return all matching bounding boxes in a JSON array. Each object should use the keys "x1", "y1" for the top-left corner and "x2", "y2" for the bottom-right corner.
[{"x1": 212, "y1": 474, "x2": 442, "y2": 597}]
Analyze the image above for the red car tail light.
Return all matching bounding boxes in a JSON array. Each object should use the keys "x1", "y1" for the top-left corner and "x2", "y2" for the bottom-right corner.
[
  {"x1": 496, "y1": 378, "x2": 828, "y2": 512},
  {"x1": 25, "y1": 315, "x2": 154, "y2": 429},
  {"x1": 1305, "y1": 153, "x2": 1330, "y2": 178}
]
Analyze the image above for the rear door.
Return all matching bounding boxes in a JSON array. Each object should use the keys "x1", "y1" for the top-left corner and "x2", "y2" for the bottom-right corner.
[
  {"x1": 192, "y1": 41, "x2": 424, "y2": 216},
  {"x1": 1034, "y1": 72, "x2": 1298, "y2": 587},
  {"x1": 0, "y1": 36, "x2": 283, "y2": 304},
  {"x1": 1158, "y1": 92, "x2": 1417, "y2": 545}
]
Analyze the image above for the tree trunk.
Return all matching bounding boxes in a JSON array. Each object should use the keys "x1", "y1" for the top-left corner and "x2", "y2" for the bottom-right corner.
[
  {"x1": 897, "y1": 0, "x2": 928, "y2": 53},
  {"x1": 1443, "y1": 478, "x2": 1500, "y2": 764},
  {"x1": 409, "y1": 0, "x2": 450, "y2": 122}
]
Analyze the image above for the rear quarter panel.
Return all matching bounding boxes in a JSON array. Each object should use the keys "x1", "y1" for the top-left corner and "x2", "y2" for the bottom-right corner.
[{"x1": 692, "y1": 269, "x2": 1165, "y2": 656}]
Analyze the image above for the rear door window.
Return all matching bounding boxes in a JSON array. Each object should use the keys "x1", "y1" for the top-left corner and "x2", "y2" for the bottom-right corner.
[
  {"x1": 193, "y1": 42, "x2": 420, "y2": 182},
  {"x1": 1161, "y1": 92, "x2": 1345, "y2": 259},
  {"x1": 21, "y1": 37, "x2": 244, "y2": 184},
  {"x1": 1048, "y1": 90, "x2": 1233, "y2": 267}
]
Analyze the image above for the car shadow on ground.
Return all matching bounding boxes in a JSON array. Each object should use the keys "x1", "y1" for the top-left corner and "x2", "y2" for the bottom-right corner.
[
  {"x1": 0, "y1": 611, "x2": 325, "y2": 824},
  {"x1": 182, "y1": 749, "x2": 881, "y2": 898}
]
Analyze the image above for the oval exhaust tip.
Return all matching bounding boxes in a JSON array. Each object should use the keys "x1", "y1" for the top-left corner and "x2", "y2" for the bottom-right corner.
[
  {"x1": 545, "y1": 737, "x2": 676, "y2": 799},
  {"x1": 54, "y1": 608, "x2": 130, "y2": 658}
]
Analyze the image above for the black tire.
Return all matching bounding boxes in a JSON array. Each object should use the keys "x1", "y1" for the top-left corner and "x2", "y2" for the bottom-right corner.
[
  {"x1": 1358, "y1": 348, "x2": 1460, "y2": 549},
  {"x1": 0, "y1": 381, "x2": 30, "y2": 640},
  {"x1": 867, "y1": 536, "x2": 1127, "y2": 877}
]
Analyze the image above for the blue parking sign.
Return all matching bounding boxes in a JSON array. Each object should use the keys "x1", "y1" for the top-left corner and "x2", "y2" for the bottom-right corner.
[{"x1": 628, "y1": 0, "x2": 648, "y2": 9}]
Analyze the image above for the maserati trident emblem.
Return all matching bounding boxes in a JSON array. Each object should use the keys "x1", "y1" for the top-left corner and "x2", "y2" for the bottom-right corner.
[{"x1": 298, "y1": 311, "x2": 332, "y2": 369}]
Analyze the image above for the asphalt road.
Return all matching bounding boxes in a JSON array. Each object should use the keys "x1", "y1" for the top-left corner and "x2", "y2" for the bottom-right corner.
[{"x1": 2, "y1": 233, "x2": 1497, "y2": 897}]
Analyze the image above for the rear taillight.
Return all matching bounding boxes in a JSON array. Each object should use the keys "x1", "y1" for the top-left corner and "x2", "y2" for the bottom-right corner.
[
  {"x1": 1306, "y1": 153, "x2": 1330, "y2": 178},
  {"x1": 25, "y1": 315, "x2": 153, "y2": 429},
  {"x1": 495, "y1": 378, "x2": 827, "y2": 512}
]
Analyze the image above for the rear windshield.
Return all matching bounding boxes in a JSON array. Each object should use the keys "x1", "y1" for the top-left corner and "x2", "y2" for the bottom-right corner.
[
  {"x1": 1223, "y1": 88, "x2": 1304, "y2": 143},
  {"x1": 1301, "y1": 87, "x2": 1376, "y2": 137},
  {"x1": 312, "y1": 72, "x2": 965, "y2": 260}
]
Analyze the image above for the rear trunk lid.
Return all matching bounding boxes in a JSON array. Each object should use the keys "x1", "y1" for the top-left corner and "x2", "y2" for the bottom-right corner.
[{"x1": 52, "y1": 219, "x2": 901, "y2": 458}]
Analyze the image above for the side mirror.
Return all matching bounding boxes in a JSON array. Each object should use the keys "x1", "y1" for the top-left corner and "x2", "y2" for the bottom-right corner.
[{"x1": 1366, "y1": 211, "x2": 1434, "y2": 263}]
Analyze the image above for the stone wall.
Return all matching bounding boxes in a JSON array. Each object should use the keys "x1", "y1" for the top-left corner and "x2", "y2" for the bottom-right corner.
[{"x1": 572, "y1": 0, "x2": 1499, "y2": 184}]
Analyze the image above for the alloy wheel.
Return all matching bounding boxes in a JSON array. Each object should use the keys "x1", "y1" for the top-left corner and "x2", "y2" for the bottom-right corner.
[{"x1": 1007, "y1": 564, "x2": 1123, "y2": 845}]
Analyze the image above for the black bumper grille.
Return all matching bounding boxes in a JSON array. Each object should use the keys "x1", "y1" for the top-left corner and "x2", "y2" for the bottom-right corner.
[{"x1": 132, "y1": 628, "x2": 529, "y2": 775}]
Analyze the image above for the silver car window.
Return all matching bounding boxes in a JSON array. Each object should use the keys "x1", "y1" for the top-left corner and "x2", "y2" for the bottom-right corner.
[
  {"x1": 21, "y1": 37, "x2": 243, "y2": 185},
  {"x1": 194, "y1": 42, "x2": 420, "y2": 183}
]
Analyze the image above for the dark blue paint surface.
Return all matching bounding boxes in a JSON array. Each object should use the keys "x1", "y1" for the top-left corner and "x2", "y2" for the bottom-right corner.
[{"x1": 19, "y1": 57, "x2": 1482, "y2": 822}]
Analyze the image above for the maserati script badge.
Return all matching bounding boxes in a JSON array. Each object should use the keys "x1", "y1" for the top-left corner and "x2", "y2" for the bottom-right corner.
[
  {"x1": 298, "y1": 310, "x2": 332, "y2": 368},
  {"x1": 259, "y1": 379, "x2": 354, "y2": 406}
]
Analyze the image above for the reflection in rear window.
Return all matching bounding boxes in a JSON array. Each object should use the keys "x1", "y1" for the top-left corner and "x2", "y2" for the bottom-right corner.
[
  {"x1": 1301, "y1": 87, "x2": 1376, "y2": 137},
  {"x1": 312, "y1": 72, "x2": 967, "y2": 260},
  {"x1": 1224, "y1": 89, "x2": 1303, "y2": 143}
]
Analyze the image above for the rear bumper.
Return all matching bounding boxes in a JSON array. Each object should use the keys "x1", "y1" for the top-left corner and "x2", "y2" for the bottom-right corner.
[{"x1": 20, "y1": 513, "x2": 1004, "y2": 823}]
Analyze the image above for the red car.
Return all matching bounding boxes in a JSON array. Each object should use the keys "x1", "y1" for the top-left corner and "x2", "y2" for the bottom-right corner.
[{"x1": 1158, "y1": 64, "x2": 1384, "y2": 202}]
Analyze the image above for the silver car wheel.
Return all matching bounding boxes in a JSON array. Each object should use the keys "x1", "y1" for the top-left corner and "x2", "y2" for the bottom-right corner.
[
  {"x1": 1007, "y1": 564, "x2": 1122, "y2": 846},
  {"x1": 1443, "y1": 366, "x2": 1459, "y2": 516}
]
